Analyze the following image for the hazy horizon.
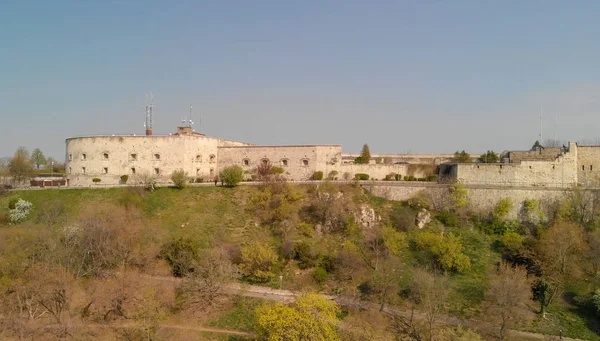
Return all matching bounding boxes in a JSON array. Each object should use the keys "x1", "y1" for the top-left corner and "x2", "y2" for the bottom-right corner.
[{"x1": 3, "y1": 1, "x2": 600, "y2": 160}]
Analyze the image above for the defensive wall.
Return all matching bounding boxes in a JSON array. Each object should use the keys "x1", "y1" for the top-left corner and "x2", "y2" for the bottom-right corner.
[{"x1": 364, "y1": 182, "x2": 571, "y2": 220}]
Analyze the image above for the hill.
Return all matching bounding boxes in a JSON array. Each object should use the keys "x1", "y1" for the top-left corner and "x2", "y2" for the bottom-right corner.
[{"x1": 0, "y1": 182, "x2": 599, "y2": 340}]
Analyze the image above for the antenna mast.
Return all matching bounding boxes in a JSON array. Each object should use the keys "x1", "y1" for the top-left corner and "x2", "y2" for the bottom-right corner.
[
  {"x1": 189, "y1": 104, "x2": 194, "y2": 128},
  {"x1": 539, "y1": 105, "x2": 543, "y2": 144},
  {"x1": 144, "y1": 93, "x2": 154, "y2": 136}
]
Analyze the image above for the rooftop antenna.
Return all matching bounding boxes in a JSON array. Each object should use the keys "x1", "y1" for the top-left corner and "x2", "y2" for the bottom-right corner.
[
  {"x1": 189, "y1": 104, "x2": 194, "y2": 128},
  {"x1": 144, "y1": 92, "x2": 154, "y2": 136},
  {"x1": 554, "y1": 112, "x2": 558, "y2": 143},
  {"x1": 539, "y1": 104, "x2": 543, "y2": 145}
]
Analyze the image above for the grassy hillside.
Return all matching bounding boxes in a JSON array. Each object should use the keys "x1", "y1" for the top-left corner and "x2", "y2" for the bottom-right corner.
[{"x1": 1, "y1": 183, "x2": 600, "y2": 340}]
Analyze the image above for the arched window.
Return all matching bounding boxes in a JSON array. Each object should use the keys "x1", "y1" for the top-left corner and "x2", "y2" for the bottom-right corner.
[
  {"x1": 261, "y1": 158, "x2": 270, "y2": 165},
  {"x1": 196, "y1": 154, "x2": 202, "y2": 162},
  {"x1": 243, "y1": 158, "x2": 250, "y2": 166},
  {"x1": 103, "y1": 153, "x2": 109, "y2": 160},
  {"x1": 209, "y1": 155, "x2": 216, "y2": 163},
  {"x1": 302, "y1": 159, "x2": 309, "y2": 166},
  {"x1": 154, "y1": 153, "x2": 161, "y2": 160},
  {"x1": 281, "y1": 159, "x2": 289, "y2": 167}
]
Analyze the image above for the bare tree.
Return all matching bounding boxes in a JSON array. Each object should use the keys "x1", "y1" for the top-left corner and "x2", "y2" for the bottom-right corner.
[
  {"x1": 408, "y1": 269, "x2": 448, "y2": 341},
  {"x1": 177, "y1": 247, "x2": 235, "y2": 312},
  {"x1": 485, "y1": 263, "x2": 531, "y2": 339}
]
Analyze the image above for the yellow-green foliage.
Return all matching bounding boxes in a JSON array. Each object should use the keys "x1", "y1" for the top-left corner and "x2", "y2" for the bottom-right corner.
[
  {"x1": 251, "y1": 182, "x2": 303, "y2": 225},
  {"x1": 502, "y1": 232, "x2": 523, "y2": 252},
  {"x1": 255, "y1": 293, "x2": 341, "y2": 341},
  {"x1": 407, "y1": 190, "x2": 432, "y2": 210},
  {"x1": 238, "y1": 242, "x2": 278, "y2": 283},
  {"x1": 449, "y1": 183, "x2": 468, "y2": 210},
  {"x1": 382, "y1": 225, "x2": 408, "y2": 257},
  {"x1": 493, "y1": 198, "x2": 513, "y2": 220},
  {"x1": 170, "y1": 169, "x2": 188, "y2": 189},
  {"x1": 220, "y1": 165, "x2": 244, "y2": 187},
  {"x1": 437, "y1": 326, "x2": 483, "y2": 341},
  {"x1": 413, "y1": 232, "x2": 471, "y2": 272}
]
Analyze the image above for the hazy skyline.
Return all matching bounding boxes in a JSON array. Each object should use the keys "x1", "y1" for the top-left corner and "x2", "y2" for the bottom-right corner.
[{"x1": 2, "y1": 1, "x2": 600, "y2": 160}]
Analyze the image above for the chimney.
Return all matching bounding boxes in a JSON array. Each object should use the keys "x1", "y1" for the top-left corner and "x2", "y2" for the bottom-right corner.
[{"x1": 146, "y1": 128, "x2": 152, "y2": 136}]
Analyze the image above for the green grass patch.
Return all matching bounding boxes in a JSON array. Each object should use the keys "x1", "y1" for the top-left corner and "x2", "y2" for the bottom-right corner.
[{"x1": 209, "y1": 296, "x2": 261, "y2": 332}]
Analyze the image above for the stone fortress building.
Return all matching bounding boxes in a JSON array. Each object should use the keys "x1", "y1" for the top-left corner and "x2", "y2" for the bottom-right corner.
[{"x1": 65, "y1": 123, "x2": 600, "y2": 188}]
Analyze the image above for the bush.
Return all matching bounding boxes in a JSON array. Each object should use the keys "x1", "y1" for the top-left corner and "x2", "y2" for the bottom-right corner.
[
  {"x1": 159, "y1": 238, "x2": 199, "y2": 277},
  {"x1": 195, "y1": 178, "x2": 204, "y2": 183},
  {"x1": 327, "y1": 170, "x2": 338, "y2": 180},
  {"x1": 272, "y1": 166, "x2": 285, "y2": 175},
  {"x1": 9, "y1": 199, "x2": 33, "y2": 224},
  {"x1": 120, "y1": 174, "x2": 129, "y2": 184},
  {"x1": 311, "y1": 171, "x2": 324, "y2": 180},
  {"x1": 493, "y1": 198, "x2": 513, "y2": 220},
  {"x1": 313, "y1": 267, "x2": 328, "y2": 284},
  {"x1": 354, "y1": 173, "x2": 369, "y2": 181},
  {"x1": 171, "y1": 169, "x2": 188, "y2": 189},
  {"x1": 395, "y1": 174, "x2": 402, "y2": 181},
  {"x1": 413, "y1": 232, "x2": 471, "y2": 272},
  {"x1": 436, "y1": 211, "x2": 460, "y2": 227},
  {"x1": 404, "y1": 175, "x2": 417, "y2": 181},
  {"x1": 8, "y1": 198, "x2": 18, "y2": 209},
  {"x1": 294, "y1": 242, "x2": 317, "y2": 269},
  {"x1": 238, "y1": 242, "x2": 278, "y2": 283},
  {"x1": 427, "y1": 174, "x2": 439, "y2": 182},
  {"x1": 92, "y1": 178, "x2": 101, "y2": 183},
  {"x1": 391, "y1": 206, "x2": 416, "y2": 231},
  {"x1": 385, "y1": 173, "x2": 396, "y2": 181},
  {"x1": 220, "y1": 166, "x2": 244, "y2": 187}
]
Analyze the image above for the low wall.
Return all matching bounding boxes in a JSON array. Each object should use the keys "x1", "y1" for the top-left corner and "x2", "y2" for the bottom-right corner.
[{"x1": 365, "y1": 183, "x2": 571, "y2": 220}]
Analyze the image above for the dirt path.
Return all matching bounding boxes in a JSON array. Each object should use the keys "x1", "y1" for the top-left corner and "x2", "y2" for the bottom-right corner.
[{"x1": 138, "y1": 273, "x2": 588, "y2": 341}]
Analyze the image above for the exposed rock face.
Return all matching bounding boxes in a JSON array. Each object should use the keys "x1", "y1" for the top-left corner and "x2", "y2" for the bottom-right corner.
[
  {"x1": 355, "y1": 204, "x2": 379, "y2": 229},
  {"x1": 416, "y1": 208, "x2": 431, "y2": 229}
]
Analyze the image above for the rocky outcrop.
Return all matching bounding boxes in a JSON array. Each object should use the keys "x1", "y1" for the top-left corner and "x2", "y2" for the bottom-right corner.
[{"x1": 416, "y1": 208, "x2": 431, "y2": 229}]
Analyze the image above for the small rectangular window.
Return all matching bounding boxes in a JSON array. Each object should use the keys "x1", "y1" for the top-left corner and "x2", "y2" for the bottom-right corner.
[
  {"x1": 69, "y1": 154, "x2": 72, "y2": 161},
  {"x1": 591, "y1": 165, "x2": 594, "y2": 171},
  {"x1": 154, "y1": 168, "x2": 160, "y2": 175},
  {"x1": 131, "y1": 153, "x2": 137, "y2": 160},
  {"x1": 103, "y1": 167, "x2": 108, "y2": 174},
  {"x1": 154, "y1": 153, "x2": 161, "y2": 160},
  {"x1": 81, "y1": 167, "x2": 86, "y2": 174},
  {"x1": 68, "y1": 167, "x2": 72, "y2": 174},
  {"x1": 103, "y1": 153, "x2": 109, "y2": 160},
  {"x1": 81, "y1": 153, "x2": 87, "y2": 161},
  {"x1": 196, "y1": 168, "x2": 201, "y2": 175},
  {"x1": 131, "y1": 167, "x2": 136, "y2": 174},
  {"x1": 583, "y1": 165, "x2": 585, "y2": 171}
]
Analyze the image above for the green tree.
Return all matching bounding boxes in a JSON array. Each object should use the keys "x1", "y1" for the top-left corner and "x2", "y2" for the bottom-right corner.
[
  {"x1": 255, "y1": 293, "x2": 341, "y2": 341},
  {"x1": 531, "y1": 140, "x2": 542, "y2": 150},
  {"x1": 357, "y1": 144, "x2": 371, "y2": 164},
  {"x1": 8, "y1": 147, "x2": 33, "y2": 183},
  {"x1": 219, "y1": 165, "x2": 244, "y2": 187},
  {"x1": 453, "y1": 150, "x2": 472, "y2": 163},
  {"x1": 449, "y1": 183, "x2": 468, "y2": 210},
  {"x1": 493, "y1": 198, "x2": 513, "y2": 221},
  {"x1": 238, "y1": 242, "x2": 278, "y2": 282},
  {"x1": 170, "y1": 169, "x2": 188, "y2": 189},
  {"x1": 480, "y1": 150, "x2": 499, "y2": 163},
  {"x1": 413, "y1": 232, "x2": 471, "y2": 272},
  {"x1": 30, "y1": 148, "x2": 46, "y2": 170}
]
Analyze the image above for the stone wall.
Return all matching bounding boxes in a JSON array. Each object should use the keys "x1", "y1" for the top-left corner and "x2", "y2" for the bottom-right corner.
[
  {"x1": 452, "y1": 142, "x2": 578, "y2": 187},
  {"x1": 217, "y1": 145, "x2": 342, "y2": 181},
  {"x1": 366, "y1": 183, "x2": 570, "y2": 220},
  {"x1": 577, "y1": 146, "x2": 600, "y2": 186}
]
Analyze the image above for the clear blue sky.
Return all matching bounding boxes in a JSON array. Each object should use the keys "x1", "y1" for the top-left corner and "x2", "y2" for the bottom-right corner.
[{"x1": 2, "y1": 1, "x2": 600, "y2": 160}]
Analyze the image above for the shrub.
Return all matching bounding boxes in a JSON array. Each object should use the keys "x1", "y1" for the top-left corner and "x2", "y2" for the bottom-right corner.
[
  {"x1": 311, "y1": 171, "x2": 324, "y2": 180},
  {"x1": 195, "y1": 178, "x2": 204, "y2": 183},
  {"x1": 493, "y1": 198, "x2": 513, "y2": 220},
  {"x1": 385, "y1": 173, "x2": 396, "y2": 181},
  {"x1": 8, "y1": 197, "x2": 18, "y2": 209},
  {"x1": 9, "y1": 199, "x2": 33, "y2": 224},
  {"x1": 313, "y1": 267, "x2": 328, "y2": 284},
  {"x1": 0, "y1": 210, "x2": 8, "y2": 226},
  {"x1": 413, "y1": 232, "x2": 471, "y2": 272},
  {"x1": 272, "y1": 166, "x2": 285, "y2": 175},
  {"x1": 395, "y1": 174, "x2": 402, "y2": 181},
  {"x1": 170, "y1": 169, "x2": 188, "y2": 189},
  {"x1": 159, "y1": 238, "x2": 199, "y2": 277},
  {"x1": 239, "y1": 242, "x2": 278, "y2": 283},
  {"x1": 436, "y1": 211, "x2": 460, "y2": 227},
  {"x1": 294, "y1": 242, "x2": 317, "y2": 269},
  {"x1": 220, "y1": 165, "x2": 244, "y2": 187},
  {"x1": 354, "y1": 173, "x2": 369, "y2": 181},
  {"x1": 120, "y1": 174, "x2": 129, "y2": 184},
  {"x1": 502, "y1": 232, "x2": 523, "y2": 251},
  {"x1": 427, "y1": 174, "x2": 439, "y2": 182},
  {"x1": 404, "y1": 175, "x2": 417, "y2": 181},
  {"x1": 92, "y1": 178, "x2": 101, "y2": 183},
  {"x1": 327, "y1": 170, "x2": 338, "y2": 180},
  {"x1": 407, "y1": 190, "x2": 432, "y2": 210}
]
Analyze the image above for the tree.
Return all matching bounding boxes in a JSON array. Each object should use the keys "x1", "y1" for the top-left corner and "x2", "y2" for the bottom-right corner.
[
  {"x1": 453, "y1": 150, "x2": 471, "y2": 163},
  {"x1": 408, "y1": 269, "x2": 448, "y2": 341},
  {"x1": 356, "y1": 144, "x2": 371, "y2": 164},
  {"x1": 255, "y1": 293, "x2": 341, "y2": 341},
  {"x1": 30, "y1": 148, "x2": 46, "y2": 170},
  {"x1": 238, "y1": 242, "x2": 278, "y2": 282},
  {"x1": 219, "y1": 165, "x2": 244, "y2": 187},
  {"x1": 177, "y1": 247, "x2": 235, "y2": 312},
  {"x1": 486, "y1": 263, "x2": 531, "y2": 339},
  {"x1": 535, "y1": 222, "x2": 585, "y2": 315},
  {"x1": 170, "y1": 169, "x2": 188, "y2": 189},
  {"x1": 448, "y1": 183, "x2": 468, "y2": 211},
  {"x1": 531, "y1": 140, "x2": 542, "y2": 150},
  {"x1": 8, "y1": 147, "x2": 33, "y2": 184},
  {"x1": 413, "y1": 232, "x2": 471, "y2": 273},
  {"x1": 480, "y1": 150, "x2": 499, "y2": 163}
]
